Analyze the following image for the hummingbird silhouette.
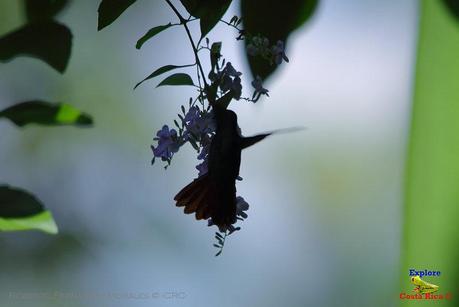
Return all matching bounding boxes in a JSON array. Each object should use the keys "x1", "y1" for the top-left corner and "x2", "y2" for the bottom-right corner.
[{"x1": 174, "y1": 104, "x2": 301, "y2": 231}]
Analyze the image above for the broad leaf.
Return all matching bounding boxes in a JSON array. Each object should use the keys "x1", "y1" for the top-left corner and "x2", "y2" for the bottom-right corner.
[
  {"x1": 24, "y1": 0, "x2": 69, "y2": 22},
  {"x1": 180, "y1": 0, "x2": 232, "y2": 38},
  {"x1": 136, "y1": 23, "x2": 174, "y2": 49},
  {"x1": 0, "y1": 101, "x2": 93, "y2": 127},
  {"x1": 134, "y1": 64, "x2": 195, "y2": 89},
  {"x1": 0, "y1": 211, "x2": 58, "y2": 234},
  {"x1": 401, "y1": 0, "x2": 459, "y2": 303},
  {"x1": 0, "y1": 186, "x2": 58, "y2": 234},
  {"x1": 241, "y1": 0, "x2": 318, "y2": 80},
  {"x1": 98, "y1": 0, "x2": 137, "y2": 30},
  {"x1": 443, "y1": 0, "x2": 459, "y2": 20},
  {"x1": 0, "y1": 21, "x2": 72, "y2": 73},
  {"x1": 157, "y1": 73, "x2": 194, "y2": 87},
  {"x1": 0, "y1": 186, "x2": 44, "y2": 218}
]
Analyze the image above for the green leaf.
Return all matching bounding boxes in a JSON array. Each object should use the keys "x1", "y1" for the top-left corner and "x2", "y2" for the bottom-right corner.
[
  {"x1": 401, "y1": 0, "x2": 459, "y2": 302},
  {"x1": 0, "y1": 21, "x2": 72, "y2": 73},
  {"x1": 23, "y1": 0, "x2": 69, "y2": 22},
  {"x1": 0, "y1": 185, "x2": 58, "y2": 234},
  {"x1": 443, "y1": 0, "x2": 459, "y2": 20},
  {"x1": 0, "y1": 186, "x2": 44, "y2": 218},
  {"x1": 136, "y1": 23, "x2": 174, "y2": 49},
  {"x1": 0, "y1": 211, "x2": 58, "y2": 234},
  {"x1": 134, "y1": 64, "x2": 195, "y2": 89},
  {"x1": 180, "y1": 0, "x2": 232, "y2": 38},
  {"x1": 97, "y1": 0, "x2": 137, "y2": 31},
  {"x1": 157, "y1": 73, "x2": 194, "y2": 87},
  {"x1": 0, "y1": 101, "x2": 93, "y2": 127},
  {"x1": 241, "y1": 0, "x2": 318, "y2": 80}
]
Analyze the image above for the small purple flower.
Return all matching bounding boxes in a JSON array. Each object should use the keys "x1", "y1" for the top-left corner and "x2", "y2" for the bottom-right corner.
[
  {"x1": 196, "y1": 159, "x2": 208, "y2": 176},
  {"x1": 219, "y1": 63, "x2": 243, "y2": 99},
  {"x1": 183, "y1": 107, "x2": 216, "y2": 140},
  {"x1": 184, "y1": 105, "x2": 200, "y2": 123},
  {"x1": 151, "y1": 125, "x2": 181, "y2": 161},
  {"x1": 252, "y1": 76, "x2": 269, "y2": 95},
  {"x1": 231, "y1": 76, "x2": 242, "y2": 100},
  {"x1": 236, "y1": 196, "x2": 249, "y2": 219},
  {"x1": 208, "y1": 196, "x2": 249, "y2": 230},
  {"x1": 197, "y1": 144, "x2": 209, "y2": 160},
  {"x1": 224, "y1": 62, "x2": 242, "y2": 77},
  {"x1": 196, "y1": 144, "x2": 210, "y2": 176},
  {"x1": 220, "y1": 74, "x2": 233, "y2": 93},
  {"x1": 272, "y1": 40, "x2": 289, "y2": 65},
  {"x1": 251, "y1": 76, "x2": 269, "y2": 102}
]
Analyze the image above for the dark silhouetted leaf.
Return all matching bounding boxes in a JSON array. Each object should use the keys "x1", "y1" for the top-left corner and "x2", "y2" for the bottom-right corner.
[
  {"x1": 0, "y1": 186, "x2": 44, "y2": 218},
  {"x1": 98, "y1": 0, "x2": 137, "y2": 30},
  {"x1": 241, "y1": 0, "x2": 318, "y2": 80},
  {"x1": 443, "y1": 0, "x2": 459, "y2": 20},
  {"x1": 180, "y1": 0, "x2": 232, "y2": 38},
  {"x1": 0, "y1": 185, "x2": 57, "y2": 234},
  {"x1": 0, "y1": 101, "x2": 93, "y2": 127},
  {"x1": 24, "y1": 0, "x2": 69, "y2": 22},
  {"x1": 0, "y1": 21, "x2": 72, "y2": 73},
  {"x1": 134, "y1": 64, "x2": 195, "y2": 89},
  {"x1": 210, "y1": 41, "x2": 221, "y2": 71},
  {"x1": 157, "y1": 73, "x2": 194, "y2": 87},
  {"x1": 136, "y1": 23, "x2": 174, "y2": 49}
]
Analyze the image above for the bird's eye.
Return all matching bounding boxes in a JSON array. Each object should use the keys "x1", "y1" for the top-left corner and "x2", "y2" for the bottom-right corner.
[{"x1": 411, "y1": 277, "x2": 415, "y2": 282}]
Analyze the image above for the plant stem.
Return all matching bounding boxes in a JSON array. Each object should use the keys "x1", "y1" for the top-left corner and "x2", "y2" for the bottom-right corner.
[
  {"x1": 219, "y1": 19, "x2": 242, "y2": 32},
  {"x1": 165, "y1": 0, "x2": 209, "y2": 90}
]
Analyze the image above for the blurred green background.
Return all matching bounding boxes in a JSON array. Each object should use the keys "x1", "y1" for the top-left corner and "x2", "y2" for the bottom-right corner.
[{"x1": 2, "y1": 0, "x2": 455, "y2": 306}]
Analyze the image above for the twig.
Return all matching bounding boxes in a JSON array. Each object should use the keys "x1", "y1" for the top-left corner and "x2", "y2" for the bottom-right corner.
[
  {"x1": 165, "y1": 0, "x2": 209, "y2": 90},
  {"x1": 219, "y1": 19, "x2": 242, "y2": 32}
]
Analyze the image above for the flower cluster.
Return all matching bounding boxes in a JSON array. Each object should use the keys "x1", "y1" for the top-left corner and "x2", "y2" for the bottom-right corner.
[
  {"x1": 183, "y1": 106, "x2": 215, "y2": 142},
  {"x1": 151, "y1": 103, "x2": 215, "y2": 169},
  {"x1": 211, "y1": 196, "x2": 250, "y2": 256},
  {"x1": 209, "y1": 62, "x2": 243, "y2": 100},
  {"x1": 246, "y1": 35, "x2": 289, "y2": 65},
  {"x1": 151, "y1": 125, "x2": 181, "y2": 165}
]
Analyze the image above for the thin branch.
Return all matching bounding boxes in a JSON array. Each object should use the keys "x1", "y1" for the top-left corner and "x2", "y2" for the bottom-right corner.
[
  {"x1": 165, "y1": 0, "x2": 209, "y2": 90},
  {"x1": 219, "y1": 19, "x2": 242, "y2": 32}
]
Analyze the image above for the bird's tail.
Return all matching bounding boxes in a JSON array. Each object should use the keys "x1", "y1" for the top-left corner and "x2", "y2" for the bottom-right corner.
[
  {"x1": 175, "y1": 174, "x2": 215, "y2": 220},
  {"x1": 174, "y1": 174, "x2": 236, "y2": 230}
]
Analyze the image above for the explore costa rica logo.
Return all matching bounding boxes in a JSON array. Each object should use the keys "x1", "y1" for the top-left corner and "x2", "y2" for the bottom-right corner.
[{"x1": 399, "y1": 268, "x2": 452, "y2": 300}]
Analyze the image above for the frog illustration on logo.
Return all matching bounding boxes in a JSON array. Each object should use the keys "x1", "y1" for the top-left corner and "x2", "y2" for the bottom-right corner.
[{"x1": 411, "y1": 275, "x2": 439, "y2": 294}]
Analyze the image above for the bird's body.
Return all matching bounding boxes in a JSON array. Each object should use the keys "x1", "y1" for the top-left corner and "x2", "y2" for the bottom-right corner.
[
  {"x1": 174, "y1": 107, "x2": 289, "y2": 230},
  {"x1": 175, "y1": 108, "x2": 242, "y2": 230}
]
